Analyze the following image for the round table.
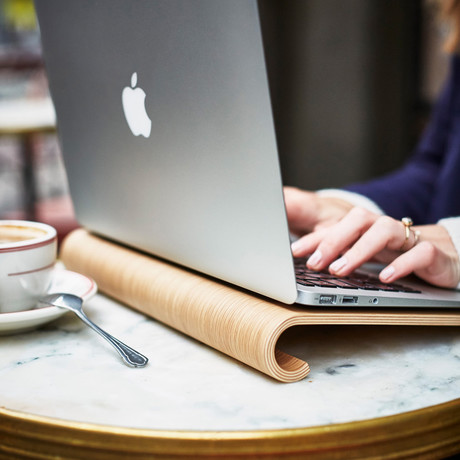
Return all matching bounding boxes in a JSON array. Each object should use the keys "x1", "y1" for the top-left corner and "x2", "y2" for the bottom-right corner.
[{"x1": 1, "y1": 293, "x2": 459, "y2": 459}]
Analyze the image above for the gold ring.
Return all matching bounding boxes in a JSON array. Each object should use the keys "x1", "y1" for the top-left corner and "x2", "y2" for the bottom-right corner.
[{"x1": 399, "y1": 217, "x2": 413, "y2": 251}]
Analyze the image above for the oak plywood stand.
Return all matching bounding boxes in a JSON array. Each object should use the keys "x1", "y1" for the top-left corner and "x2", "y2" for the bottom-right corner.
[{"x1": 60, "y1": 229, "x2": 460, "y2": 382}]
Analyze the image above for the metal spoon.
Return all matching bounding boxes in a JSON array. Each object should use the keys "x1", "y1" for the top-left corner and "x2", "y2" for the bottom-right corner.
[{"x1": 39, "y1": 293, "x2": 148, "y2": 368}]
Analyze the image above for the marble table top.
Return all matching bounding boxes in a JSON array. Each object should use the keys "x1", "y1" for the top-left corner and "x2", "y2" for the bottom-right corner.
[{"x1": 1, "y1": 293, "x2": 459, "y2": 431}]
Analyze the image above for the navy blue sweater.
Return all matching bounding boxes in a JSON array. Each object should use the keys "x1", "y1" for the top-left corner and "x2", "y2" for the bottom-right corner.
[{"x1": 346, "y1": 56, "x2": 460, "y2": 225}]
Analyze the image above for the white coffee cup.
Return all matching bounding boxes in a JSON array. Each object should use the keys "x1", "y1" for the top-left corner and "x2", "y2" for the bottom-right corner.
[{"x1": 0, "y1": 220, "x2": 57, "y2": 313}]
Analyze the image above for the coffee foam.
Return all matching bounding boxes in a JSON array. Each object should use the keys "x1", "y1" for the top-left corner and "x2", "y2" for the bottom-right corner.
[{"x1": 0, "y1": 225, "x2": 47, "y2": 244}]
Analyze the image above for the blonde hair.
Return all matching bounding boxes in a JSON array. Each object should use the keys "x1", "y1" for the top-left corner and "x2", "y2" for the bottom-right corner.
[{"x1": 438, "y1": 0, "x2": 460, "y2": 52}]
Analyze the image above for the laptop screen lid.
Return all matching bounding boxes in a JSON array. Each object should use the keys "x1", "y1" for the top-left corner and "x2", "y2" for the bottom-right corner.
[{"x1": 35, "y1": 0, "x2": 299, "y2": 303}]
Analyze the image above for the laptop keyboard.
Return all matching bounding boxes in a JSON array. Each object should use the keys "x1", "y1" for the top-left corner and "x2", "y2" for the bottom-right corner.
[{"x1": 294, "y1": 258, "x2": 421, "y2": 293}]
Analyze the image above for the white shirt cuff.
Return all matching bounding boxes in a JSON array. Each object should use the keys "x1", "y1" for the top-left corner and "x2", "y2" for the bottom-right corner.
[
  {"x1": 438, "y1": 217, "x2": 460, "y2": 290},
  {"x1": 316, "y1": 189, "x2": 385, "y2": 215}
]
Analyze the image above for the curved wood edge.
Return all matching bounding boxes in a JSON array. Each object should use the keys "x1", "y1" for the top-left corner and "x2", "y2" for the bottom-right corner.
[
  {"x1": 266, "y1": 317, "x2": 311, "y2": 382},
  {"x1": 1, "y1": 399, "x2": 459, "y2": 459}
]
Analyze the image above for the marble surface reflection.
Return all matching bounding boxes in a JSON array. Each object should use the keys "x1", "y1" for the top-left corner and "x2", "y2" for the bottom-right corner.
[{"x1": 1, "y1": 294, "x2": 459, "y2": 431}]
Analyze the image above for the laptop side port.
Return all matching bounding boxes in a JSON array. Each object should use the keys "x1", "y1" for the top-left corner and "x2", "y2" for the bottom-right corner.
[
  {"x1": 342, "y1": 296, "x2": 358, "y2": 305},
  {"x1": 319, "y1": 295, "x2": 337, "y2": 305}
]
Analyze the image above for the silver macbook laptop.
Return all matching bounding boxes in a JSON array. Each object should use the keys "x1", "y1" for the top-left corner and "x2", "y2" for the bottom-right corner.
[{"x1": 35, "y1": 0, "x2": 460, "y2": 308}]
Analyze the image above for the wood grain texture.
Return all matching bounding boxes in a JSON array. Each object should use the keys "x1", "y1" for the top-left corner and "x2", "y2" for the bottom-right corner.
[{"x1": 60, "y1": 229, "x2": 460, "y2": 382}]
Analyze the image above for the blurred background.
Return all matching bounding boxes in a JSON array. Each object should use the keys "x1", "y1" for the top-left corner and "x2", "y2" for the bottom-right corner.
[
  {"x1": 0, "y1": 0, "x2": 449, "y2": 241},
  {"x1": 0, "y1": 0, "x2": 75, "y2": 241},
  {"x1": 260, "y1": 0, "x2": 448, "y2": 189}
]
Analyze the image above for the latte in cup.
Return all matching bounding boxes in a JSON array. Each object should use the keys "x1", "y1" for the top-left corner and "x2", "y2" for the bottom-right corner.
[
  {"x1": 0, "y1": 224, "x2": 48, "y2": 243},
  {"x1": 0, "y1": 221, "x2": 57, "y2": 313}
]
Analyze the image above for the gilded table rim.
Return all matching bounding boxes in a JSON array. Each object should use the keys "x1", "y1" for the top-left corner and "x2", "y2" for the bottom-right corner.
[{"x1": 1, "y1": 398, "x2": 460, "y2": 458}]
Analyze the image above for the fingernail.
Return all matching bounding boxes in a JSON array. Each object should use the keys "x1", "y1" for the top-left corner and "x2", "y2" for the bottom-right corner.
[
  {"x1": 330, "y1": 256, "x2": 347, "y2": 273},
  {"x1": 380, "y1": 265, "x2": 395, "y2": 281},
  {"x1": 307, "y1": 250, "x2": 322, "y2": 267}
]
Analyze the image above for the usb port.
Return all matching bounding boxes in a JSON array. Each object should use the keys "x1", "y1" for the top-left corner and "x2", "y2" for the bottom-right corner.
[
  {"x1": 319, "y1": 295, "x2": 337, "y2": 305},
  {"x1": 342, "y1": 296, "x2": 358, "y2": 304}
]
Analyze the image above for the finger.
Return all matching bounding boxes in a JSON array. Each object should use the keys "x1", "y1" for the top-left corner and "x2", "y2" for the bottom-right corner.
[
  {"x1": 305, "y1": 207, "x2": 378, "y2": 271},
  {"x1": 379, "y1": 241, "x2": 460, "y2": 288},
  {"x1": 329, "y1": 215, "x2": 405, "y2": 276},
  {"x1": 291, "y1": 230, "x2": 325, "y2": 258}
]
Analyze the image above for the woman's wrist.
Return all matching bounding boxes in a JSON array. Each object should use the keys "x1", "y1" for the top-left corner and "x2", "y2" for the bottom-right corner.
[
  {"x1": 316, "y1": 189, "x2": 385, "y2": 215},
  {"x1": 437, "y1": 217, "x2": 460, "y2": 289}
]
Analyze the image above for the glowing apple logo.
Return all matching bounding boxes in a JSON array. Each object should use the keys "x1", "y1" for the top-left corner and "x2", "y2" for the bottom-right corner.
[{"x1": 122, "y1": 72, "x2": 152, "y2": 138}]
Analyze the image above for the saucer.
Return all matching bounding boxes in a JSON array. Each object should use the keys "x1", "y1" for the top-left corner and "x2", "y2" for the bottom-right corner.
[{"x1": 0, "y1": 269, "x2": 97, "y2": 335}]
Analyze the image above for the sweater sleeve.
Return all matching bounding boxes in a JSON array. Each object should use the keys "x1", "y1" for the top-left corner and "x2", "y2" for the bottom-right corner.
[{"x1": 344, "y1": 58, "x2": 456, "y2": 225}]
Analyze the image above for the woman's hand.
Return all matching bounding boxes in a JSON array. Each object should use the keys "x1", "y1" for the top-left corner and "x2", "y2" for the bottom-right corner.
[
  {"x1": 283, "y1": 186, "x2": 354, "y2": 235},
  {"x1": 291, "y1": 207, "x2": 460, "y2": 289}
]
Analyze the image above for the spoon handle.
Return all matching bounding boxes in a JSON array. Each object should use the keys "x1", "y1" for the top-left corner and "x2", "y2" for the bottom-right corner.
[{"x1": 74, "y1": 310, "x2": 148, "y2": 367}]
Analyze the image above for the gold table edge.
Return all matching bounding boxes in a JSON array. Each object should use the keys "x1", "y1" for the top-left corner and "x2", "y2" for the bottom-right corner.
[{"x1": 1, "y1": 398, "x2": 459, "y2": 458}]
